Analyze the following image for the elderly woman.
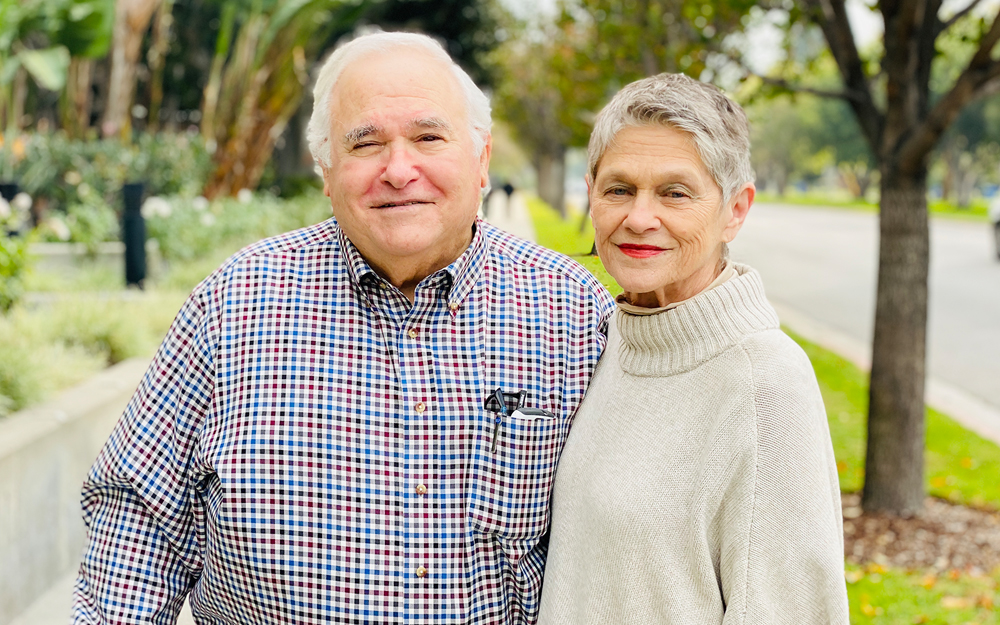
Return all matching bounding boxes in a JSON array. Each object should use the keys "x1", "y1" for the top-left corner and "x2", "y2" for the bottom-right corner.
[{"x1": 537, "y1": 74, "x2": 849, "y2": 624}]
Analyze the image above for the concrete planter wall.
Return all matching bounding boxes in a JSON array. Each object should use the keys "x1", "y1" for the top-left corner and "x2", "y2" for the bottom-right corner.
[
  {"x1": 29, "y1": 241, "x2": 162, "y2": 280},
  {"x1": 0, "y1": 359, "x2": 148, "y2": 625}
]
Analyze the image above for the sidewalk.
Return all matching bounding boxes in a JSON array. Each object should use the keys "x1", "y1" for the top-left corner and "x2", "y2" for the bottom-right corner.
[{"x1": 481, "y1": 189, "x2": 536, "y2": 242}]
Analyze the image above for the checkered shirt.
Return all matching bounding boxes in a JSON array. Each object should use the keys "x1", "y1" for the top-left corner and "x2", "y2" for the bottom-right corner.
[{"x1": 74, "y1": 217, "x2": 614, "y2": 624}]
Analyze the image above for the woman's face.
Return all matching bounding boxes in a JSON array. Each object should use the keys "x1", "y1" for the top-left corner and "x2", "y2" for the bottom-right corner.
[{"x1": 589, "y1": 124, "x2": 753, "y2": 308}]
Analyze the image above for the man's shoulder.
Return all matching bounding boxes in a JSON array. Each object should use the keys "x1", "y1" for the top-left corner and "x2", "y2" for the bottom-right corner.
[
  {"x1": 197, "y1": 218, "x2": 340, "y2": 291},
  {"x1": 480, "y1": 221, "x2": 609, "y2": 299}
]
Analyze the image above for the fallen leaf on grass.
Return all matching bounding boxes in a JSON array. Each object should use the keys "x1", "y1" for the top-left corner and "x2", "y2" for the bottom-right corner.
[
  {"x1": 940, "y1": 596, "x2": 972, "y2": 609},
  {"x1": 919, "y1": 574, "x2": 937, "y2": 589}
]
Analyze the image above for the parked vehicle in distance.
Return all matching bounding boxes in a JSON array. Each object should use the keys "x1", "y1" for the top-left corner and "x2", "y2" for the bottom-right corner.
[{"x1": 991, "y1": 196, "x2": 1000, "y2": 260}]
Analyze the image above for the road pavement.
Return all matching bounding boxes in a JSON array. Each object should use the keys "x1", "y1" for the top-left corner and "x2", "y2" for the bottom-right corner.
[{"x1": 731, "y1": 202, "x2": 1000, "y2": 416}]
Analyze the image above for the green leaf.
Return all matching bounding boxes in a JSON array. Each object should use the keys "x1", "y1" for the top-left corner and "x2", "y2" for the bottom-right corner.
[
  {"x1": 0, "y1": 56, "x2": 20, "y2": 86},
  {"x1": 58, "y1": 0, "x2": 114, "y2": 58},
  {"x1": 17, "y1": 46, "x2": 70, "y2": 91}
]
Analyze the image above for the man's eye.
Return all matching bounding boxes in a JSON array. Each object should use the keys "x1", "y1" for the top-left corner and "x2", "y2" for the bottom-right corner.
[
  {"x1": 418, "y1": 135, "x2": 443, "y2": 142},
  {"x1": 606, "y1": 187, "x2": 630, "y2": 196},
  {"x1": 351, "y1": 142, "x2": 378, "y2": 151},
  {"x1": 666, "y1": 189, "x2": 689, "y2": 199}
]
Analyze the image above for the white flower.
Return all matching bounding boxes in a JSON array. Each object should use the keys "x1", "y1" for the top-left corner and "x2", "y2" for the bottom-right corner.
[
  {"x1": 11, "y1": 192, "x2": 31, "y2": 212},
  {"x1": 0, "y1": 198, "x2": 9, "y2": 220},
  {"x1": 200, "y1": 213, "x2": 216, "y2": 227},
  {"x1": 77, "y1": 183, "x2": 91, "y2": 198},
  {"x1": 141, "y1": 196, "x2": 173, "y2": 219},
  {"x1": 48, "y1": 216, "x2": 71, "y2": 241},
  {"x1": 237, "y1": 188, "x2": 253, "y2": 204},
  {"x1": 192, "y1": 196, "x2": 210, "y2": 212},
  {"x1": 64, "y1": 171, "x2": 83, "y2": 186}
]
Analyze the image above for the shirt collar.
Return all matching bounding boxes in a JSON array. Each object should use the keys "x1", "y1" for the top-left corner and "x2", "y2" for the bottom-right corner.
[{"x1": 336, "y1": 218, "x2": 487, "y2": 312}]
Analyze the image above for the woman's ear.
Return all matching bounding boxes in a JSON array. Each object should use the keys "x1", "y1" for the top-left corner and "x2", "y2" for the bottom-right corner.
[{"x1": 722, "y1": 183, "x2": 755, "y2": 243}]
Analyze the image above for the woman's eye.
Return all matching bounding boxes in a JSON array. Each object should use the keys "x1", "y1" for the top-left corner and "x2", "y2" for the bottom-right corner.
[{"x1": 666, "y1": 189, "x2": 689, "y2": 199}]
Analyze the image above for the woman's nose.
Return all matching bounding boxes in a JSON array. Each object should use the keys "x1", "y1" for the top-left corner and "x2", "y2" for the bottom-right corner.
[{"x1": 622, "y1": 192, "x2": 660, "y2": 233}]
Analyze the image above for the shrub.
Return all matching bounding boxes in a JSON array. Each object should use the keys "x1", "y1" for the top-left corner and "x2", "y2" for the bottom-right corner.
[
  {"x1": 145, "y1": 190, "x2": 331, "y2": 265},
  {"x1": 0, "y1": 233, "x2": 30, "y2": 313},
  {"x1": 15, "y1": 131, "x2": 212, "y2": 221}
]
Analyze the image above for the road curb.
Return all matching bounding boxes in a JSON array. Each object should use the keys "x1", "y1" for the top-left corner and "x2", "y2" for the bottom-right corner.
[{"x1": 772, "y1": 300, "x2": 1000, "y2": 447}]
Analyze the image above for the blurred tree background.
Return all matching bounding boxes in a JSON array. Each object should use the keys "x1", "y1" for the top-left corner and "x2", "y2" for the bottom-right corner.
[{"x1": 4, "y1": 0, "x2": 1000, "y2": 520}]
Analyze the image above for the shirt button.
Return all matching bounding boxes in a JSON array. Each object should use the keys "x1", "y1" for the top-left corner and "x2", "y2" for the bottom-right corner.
[
  {"x1": 415, "y1": 566, "x2": 428, "y2": 578},
  {"x1": 380, "y1": 282, "x2": 390, "y2": 290},
  {"x1": 414, "y1": 402, "x2": 426, "y2": 414},
  {"x1": 408, "y1": 328, "x2": 418, "y2": 339},
  {"x1": 415, "y1": 484, "x2": 427, "y2": 495},
  {"x1": 448, "y1": 301, "x2": 459, "y2": 312}
]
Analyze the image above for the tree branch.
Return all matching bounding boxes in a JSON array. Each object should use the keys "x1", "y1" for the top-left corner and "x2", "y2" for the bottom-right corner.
[
  {"x1": 754, "y1": 72, "x2": 862, "y2": 101},
  {"x1": 899, "y1": 57, "x2": 1000, "y2": 173},
  {"x1": 800, "y1": 0, "x2": 884, "y2": 150},
  {"x1": 898, "y1": 8, "x2": 1000, "y2": 174},
  {"x1": 940, "y1": 0, "x2": 985, "y2": 31}
]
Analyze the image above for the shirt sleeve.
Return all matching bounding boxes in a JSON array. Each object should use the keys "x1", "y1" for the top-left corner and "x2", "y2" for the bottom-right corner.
[
  {"x1": 72, "y1": 277, "x2": 219, "y2": 624},
  {"x1": 722, "y1": 339, "x2": 850, "y2": 625}
]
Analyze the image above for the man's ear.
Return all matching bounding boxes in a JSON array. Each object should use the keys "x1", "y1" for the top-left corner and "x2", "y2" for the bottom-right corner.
[
  {"x1": 722, "y1": 182, "x2": 755, "y2": 243},
  {"x1": 479, "y1": 134, "x2": 494, "y2": 189},
  {"x1": 320, "y1": 163, "x2": 333, "y2": 199}
]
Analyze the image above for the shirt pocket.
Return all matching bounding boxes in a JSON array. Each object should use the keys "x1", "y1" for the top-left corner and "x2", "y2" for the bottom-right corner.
[{"x1": 467, "y1": 410, "x2": 563, "y2": 545}]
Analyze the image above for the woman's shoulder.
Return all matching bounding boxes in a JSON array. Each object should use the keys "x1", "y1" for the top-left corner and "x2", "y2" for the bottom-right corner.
[{"x1": 733, "y1": 328, "x2": 832, "y2": 447}]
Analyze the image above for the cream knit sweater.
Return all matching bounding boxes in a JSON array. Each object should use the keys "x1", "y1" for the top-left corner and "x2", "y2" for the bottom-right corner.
[{"x1": 537, "y1": 265, "x2": 849, "y2": 625}]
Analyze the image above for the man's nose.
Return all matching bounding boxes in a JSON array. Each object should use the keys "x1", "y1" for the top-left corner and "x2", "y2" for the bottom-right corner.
[{"x1": 380, "y1": 141, "x2": 419, "y2": 188}]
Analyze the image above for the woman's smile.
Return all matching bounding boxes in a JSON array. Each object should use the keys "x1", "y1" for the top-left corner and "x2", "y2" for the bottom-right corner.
[{"x1": 616, "y1": 243, "x2": 667, "y2": 258}]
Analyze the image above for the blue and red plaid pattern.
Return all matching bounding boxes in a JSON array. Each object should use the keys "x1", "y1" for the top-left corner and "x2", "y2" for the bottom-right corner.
[{"x1": 73, "y1": 217, "x2": 614, "y2": 624}]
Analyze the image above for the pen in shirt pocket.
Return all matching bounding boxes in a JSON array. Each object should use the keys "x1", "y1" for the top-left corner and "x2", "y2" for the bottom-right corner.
[{"x1": 485, "y1": 387, "x2": 555, "y2": 453}]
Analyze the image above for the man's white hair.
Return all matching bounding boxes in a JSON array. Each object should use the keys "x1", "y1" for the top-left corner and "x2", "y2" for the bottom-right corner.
[{"x1": 306, "y1": 30, "x2": 492, "y2": 168}]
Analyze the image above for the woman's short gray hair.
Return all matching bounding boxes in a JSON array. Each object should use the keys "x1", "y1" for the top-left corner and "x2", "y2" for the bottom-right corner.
[
  {"x1": 588, "y1": 73, "x2": 754, "y2": 205},
  {"x1": 306, "y1": 30, "x2": 492, "y2": 168}
]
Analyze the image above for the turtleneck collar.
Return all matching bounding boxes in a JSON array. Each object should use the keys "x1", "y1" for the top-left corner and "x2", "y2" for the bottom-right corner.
[{"x1": 613, "y1": 264, "x2": 780, "y2": 377}]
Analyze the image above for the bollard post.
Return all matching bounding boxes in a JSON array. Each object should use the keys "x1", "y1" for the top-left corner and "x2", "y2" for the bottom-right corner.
[
  {"x1": 122, "y1": 182, "x2": 146, "y2": 288},
  {"x1": 0, "y1": 182, "x2": 17, "y2": 202}
]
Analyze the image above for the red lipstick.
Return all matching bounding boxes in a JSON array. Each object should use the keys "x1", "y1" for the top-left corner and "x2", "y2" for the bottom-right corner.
[{"x1": 617, "y1": 244, "x2": 665, "y2": 258}]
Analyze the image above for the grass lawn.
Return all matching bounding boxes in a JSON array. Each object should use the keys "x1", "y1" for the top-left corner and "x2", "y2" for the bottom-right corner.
[
  {"x1": 525, "y1": 193, "x2": 1000, "y2": 624},
  {"x1": 755, "y1": 190, "x2": 991, "y2": 221}
]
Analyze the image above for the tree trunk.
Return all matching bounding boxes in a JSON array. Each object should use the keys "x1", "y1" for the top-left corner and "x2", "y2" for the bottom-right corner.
[
  {"x1": 536, "y1": 147, "x2": 566, "y2": 216},
  {"x1": 146, "y1": 0, "x2": 174, "y2": 133},
  {"x1": 12, "y1": 66, "x2": 27, "y2": 130},
  {"x1": 862, "y1": 166, "x2": 930, "y2": 516},
  {"x1": 61, "y1": 58, "x2": 94, "y2": 138},
  {"x1": 102, "y1": 0, "x2": 161, "y2": 139}
]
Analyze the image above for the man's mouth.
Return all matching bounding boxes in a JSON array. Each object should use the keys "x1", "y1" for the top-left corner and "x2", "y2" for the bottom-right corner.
[
  {"x1": 617, "y1": 244, "x2": 667, "y2": 258},
  {"x1": 373, "y1": 200, "x2": 430, "y2": 208}
]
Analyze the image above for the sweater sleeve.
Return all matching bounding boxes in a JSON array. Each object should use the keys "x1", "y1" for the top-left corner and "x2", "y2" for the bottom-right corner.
[
  {"x1": 723, "y1": 334, "x2": 849, "y2": 625},
  {"x1": 72, "y1": 275, "x2": 220, "y2": 624}
]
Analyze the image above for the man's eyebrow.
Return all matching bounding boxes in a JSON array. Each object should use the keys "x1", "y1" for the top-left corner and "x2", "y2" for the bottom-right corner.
[
  {"x1": 343, "y1": 124, "x2": 382, "y2": 145},
  {"x1": 408, "y1": 117, "x2": 452, "y2": 133}
]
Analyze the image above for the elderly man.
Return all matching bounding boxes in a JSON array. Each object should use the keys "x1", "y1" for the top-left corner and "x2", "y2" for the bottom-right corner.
[{"x1": 73, "y1": 32, "x2": 613, "y2": 624}]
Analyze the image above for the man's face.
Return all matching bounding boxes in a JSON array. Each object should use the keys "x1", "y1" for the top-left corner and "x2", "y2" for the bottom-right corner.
[{"x1": 321, "y1": 49, "x2": 491, "y2": 281}]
